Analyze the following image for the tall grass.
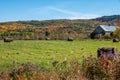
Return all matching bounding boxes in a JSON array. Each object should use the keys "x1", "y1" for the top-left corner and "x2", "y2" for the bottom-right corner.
[{"x1": 1, "y1": 55, "x2": 120, "y2": 80}]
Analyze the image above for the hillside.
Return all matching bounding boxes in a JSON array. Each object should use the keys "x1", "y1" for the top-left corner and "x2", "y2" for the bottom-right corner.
[
  {"x1": 0, "y1": 15, "x2": 120, "y2": 40},
  {"x1": 92, "y1": 15, "x2": 120, "y2": 22}
]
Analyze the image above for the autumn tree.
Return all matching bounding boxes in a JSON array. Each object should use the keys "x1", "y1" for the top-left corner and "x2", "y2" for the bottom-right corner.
[{"x1": 113, "y1": 27, "x2": 120, "y2": 38}]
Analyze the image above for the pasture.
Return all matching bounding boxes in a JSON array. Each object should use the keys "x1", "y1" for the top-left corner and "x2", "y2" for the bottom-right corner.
[{"x1": 0, "y1": 40, "x2": 120, "y2": 70}]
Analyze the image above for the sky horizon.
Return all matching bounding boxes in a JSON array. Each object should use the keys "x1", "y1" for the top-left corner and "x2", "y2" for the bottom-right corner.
[{"x1": 0, "y1": 0, "x2": 120, "y2": 22}]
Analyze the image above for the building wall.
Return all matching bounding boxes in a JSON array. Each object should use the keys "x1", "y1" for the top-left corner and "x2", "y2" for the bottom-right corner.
[{"x1": 93, "y1": 26, "x2": 105, "y2": 34}]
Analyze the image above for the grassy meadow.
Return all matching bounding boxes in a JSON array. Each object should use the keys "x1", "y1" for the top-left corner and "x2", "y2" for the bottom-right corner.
[{"x1": 0, "y1": 40, "x2": 120, "y2": 70}]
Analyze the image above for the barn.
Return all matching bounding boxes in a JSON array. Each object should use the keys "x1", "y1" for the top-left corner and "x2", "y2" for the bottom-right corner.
[{"x1": 90, "y1": 25, "x2": 116, "y2": 39}]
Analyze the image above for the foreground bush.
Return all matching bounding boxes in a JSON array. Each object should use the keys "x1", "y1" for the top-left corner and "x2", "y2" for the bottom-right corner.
[{"x1": 1, "y1": 56, "x2": 120, "y2": 80}]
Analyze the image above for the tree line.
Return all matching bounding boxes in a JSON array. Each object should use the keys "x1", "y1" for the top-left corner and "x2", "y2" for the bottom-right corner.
[{"x1": 0, "y1": 15, "x2": 120, "y2": 40}]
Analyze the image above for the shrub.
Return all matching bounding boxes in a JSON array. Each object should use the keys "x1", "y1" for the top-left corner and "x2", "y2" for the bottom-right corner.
[{"x1": 1, "y1": 55, "x2": 120, "y2": 80}]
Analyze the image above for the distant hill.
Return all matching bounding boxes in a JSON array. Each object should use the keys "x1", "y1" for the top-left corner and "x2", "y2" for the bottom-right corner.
[
  {"x1": 92, "y1": 15, "x2": 120, "y2": 22},
  {"x1": 0, "y1": 15, "x2": 120, "y2": 40}
]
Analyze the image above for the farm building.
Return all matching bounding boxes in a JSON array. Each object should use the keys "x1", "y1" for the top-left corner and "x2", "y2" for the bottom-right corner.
[{"x1": 90, "y1": 25, "x2": 116, "y2": 39}]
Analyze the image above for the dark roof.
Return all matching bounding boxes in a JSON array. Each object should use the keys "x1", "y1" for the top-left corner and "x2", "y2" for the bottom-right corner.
[{"x1": 99, "y1": 25, "x2": 116, "y2": 32}]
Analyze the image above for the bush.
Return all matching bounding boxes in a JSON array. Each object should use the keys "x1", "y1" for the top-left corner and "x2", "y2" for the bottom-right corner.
[
  {"x1": 102, "y1": 34, "x2": 112, "y2": 39},
  {"x1": 1, "y1": 55, "x2": 120, "y2": 80}
]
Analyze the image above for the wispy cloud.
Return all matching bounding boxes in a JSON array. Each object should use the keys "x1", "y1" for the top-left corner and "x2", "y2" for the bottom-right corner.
[
  {"x1": 47, "y1": 6, "x2": 78, "y2": 16},
  {"x1": 48, "y1": 6, "x2": 100, "y2": 19},
  {"x1": 35, "y1": 6, "x2": 100, "y2": 19}
]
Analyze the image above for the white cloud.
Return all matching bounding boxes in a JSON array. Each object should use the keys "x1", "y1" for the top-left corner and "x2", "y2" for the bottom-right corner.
[
  {"x1": 47, "y1": 6, "x2": 78, "y2": 15},
  {"x1": 69, "y1": 14, "x2": 100, "y2": 19},
  {"x1": 48, "y1": 6, "x2": 100, "y2": 19},
  {"x1": 35, "y1": 6, "x2": 101, "y2": 19}
]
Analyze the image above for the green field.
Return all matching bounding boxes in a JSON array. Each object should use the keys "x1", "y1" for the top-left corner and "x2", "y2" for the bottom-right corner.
[{"x1": 0, "y1": 40, "x2": 120, "y2": 70}]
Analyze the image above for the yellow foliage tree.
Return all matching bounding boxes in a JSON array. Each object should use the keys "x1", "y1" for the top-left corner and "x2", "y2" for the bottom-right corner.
[{"x1": 113, "y1": 27, "x2": 120, "y2": 38}]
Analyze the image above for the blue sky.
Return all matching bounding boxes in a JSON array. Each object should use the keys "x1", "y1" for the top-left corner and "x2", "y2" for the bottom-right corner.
[{"x1": 0, "y1": 0, "x2": 120, "y2": 22}]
